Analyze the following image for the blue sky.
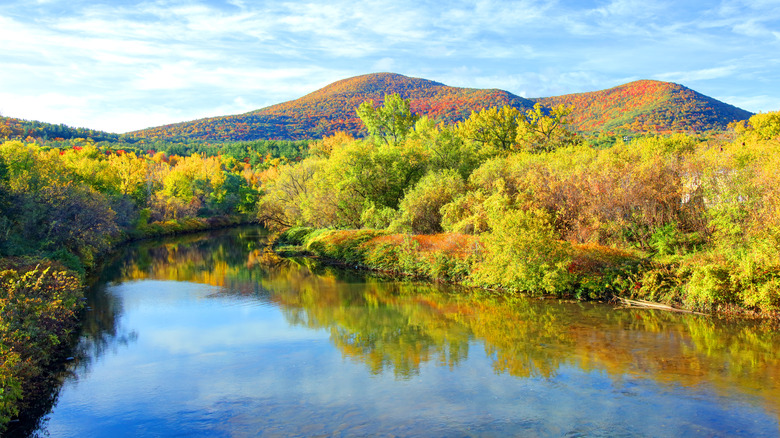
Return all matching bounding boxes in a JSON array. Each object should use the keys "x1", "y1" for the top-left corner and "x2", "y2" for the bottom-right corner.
[{"x1": 1, "y1": 0, "x2": 778, "y2": 133}]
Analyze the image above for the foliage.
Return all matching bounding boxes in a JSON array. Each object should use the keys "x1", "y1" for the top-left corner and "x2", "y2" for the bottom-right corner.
[
  {"x1": 356, "y1": 93, "x2": 419, "y2": 146},
  {"x1": 457, "y1": 105, "x2": 521, "y2": 152},
  {"x1": 0, "y1": 140, "x2": 261, "y2": 265},
  {"x1": 127, "y1": 73, "x2": 537, "y2": 142},
  {"x1": 470, "y1": 198, "x2": 573, "y2": 294},
  {"x1": 533, "y1": 80, "x2": 753, "y2": 134},
  {"x1": 516, "y1": 103, "x2": 581, "y2": 152},
  {"x1": 0, "y1": 261, "x2": 83, "y2": 433},
  {"x1": 255, "y1": 98, "x2": 778, "y2": 314},
  {"x1": 396, "y1": 169, "x2": 465, "y2": 234},
  {"x1": 121, "y1": 74, "x2": 751, "y2": 143},
  {"x1": 287, "y1": 229, "x2": 478, "y2": 282}
]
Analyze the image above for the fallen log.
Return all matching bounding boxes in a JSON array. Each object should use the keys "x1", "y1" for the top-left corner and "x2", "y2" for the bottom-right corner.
[{"x1": 616, "y1": 297, "x2": 708, "y2": 316}]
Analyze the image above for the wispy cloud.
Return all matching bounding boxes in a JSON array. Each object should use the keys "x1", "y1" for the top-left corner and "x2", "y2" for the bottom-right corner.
[
  {"x1": 0, "y1": 0, "x2": 778, "y2": 132},
  {"x1": 654, "y1": 66, "x2": 740, "y2": 83}
]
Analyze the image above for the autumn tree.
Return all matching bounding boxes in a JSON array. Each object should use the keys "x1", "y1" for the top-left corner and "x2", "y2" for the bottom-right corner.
[
  {"x1": 516, "y1": 103, "x2": 580, "y2": 153},
  {"x1": 396, "y1": 169, "x2": 466, "y2": 234},
  {"x1": 308, "y1": 131, "x2": 354, "y2": 158},
  {"x1": 457, "y1": 105, "x2": 521, "y2": 152},
  {"x1": 357, "y1": 93, "x2": 419, "y2": 146}
]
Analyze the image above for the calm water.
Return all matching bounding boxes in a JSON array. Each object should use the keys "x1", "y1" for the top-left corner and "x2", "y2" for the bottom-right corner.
[{"x1": 26, "y1": 227, "x2": 780, "y2": 437}]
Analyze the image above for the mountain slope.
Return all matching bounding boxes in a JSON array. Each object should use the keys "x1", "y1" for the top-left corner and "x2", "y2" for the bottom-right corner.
[
  {"x1": 114, "y1": 74, "x2": 754, "y2": 142},
  {"x1": 532, "y1": 80, "x2": 753, "y2": 134},
  {"x1": 131, "y1": 73, "x2": 537, "y2": 141}
]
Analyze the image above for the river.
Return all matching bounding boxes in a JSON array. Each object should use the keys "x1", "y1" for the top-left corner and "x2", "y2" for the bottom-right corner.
[{"x1": 24, "y1": 227, "x2": 780, "y2": 436}]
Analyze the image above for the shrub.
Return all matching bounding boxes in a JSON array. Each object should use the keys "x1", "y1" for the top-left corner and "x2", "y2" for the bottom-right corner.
[
  {"x1": 0, "y1": 262, "x2": 83, "y2": 432},
  {"x1": 471, "y1": 204, "x2": 573, "y2": 294},
  {"x1": 684, "y1": 262, "x2": 734, "y2": 310},
  {"x1": 396, "y1": 169, "x2": 465, "y2": 234}
]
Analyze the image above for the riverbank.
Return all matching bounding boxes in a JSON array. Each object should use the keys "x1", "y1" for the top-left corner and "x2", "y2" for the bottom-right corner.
[
  {"x1": 30, "y1": 226, "x2": 780, "y2": 437},
  {"x1": 0, "y1": 258, "x2": 83, "y2": 431},
  {"x1": 0, "y1": 215, "x2": 254, "y2": 434},
  {"x1": 275, "y1": 227, "x2": 780, "y2": 320}
]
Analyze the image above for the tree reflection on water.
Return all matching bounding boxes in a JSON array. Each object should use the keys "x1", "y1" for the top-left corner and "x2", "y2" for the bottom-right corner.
[{"x1": 78, "y1": 227, "x2": 780, "y2": 422}]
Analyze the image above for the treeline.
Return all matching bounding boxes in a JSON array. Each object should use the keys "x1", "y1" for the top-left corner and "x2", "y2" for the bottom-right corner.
[
  {"x1": 262, "y1": 94, "x2": 780, "y2": 315},
  {"x1": 2, "y1": 120, "x2": 310, "y2": 170},
  {"x1": 0, "y1": 116, "x2": 122, "y2": 143},
  {"x1": 0, "y1": 142, "x2": 279, "y2": 267},
  {"x1": 0, "y1": 139, "x2": 280, "y2": 431}
]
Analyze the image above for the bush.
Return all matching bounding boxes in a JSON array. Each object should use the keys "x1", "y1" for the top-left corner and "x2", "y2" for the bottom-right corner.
[
  {"x1": 360, "y1": 204, "x2": 398, "y2": 230},
  {"x1": 277, "y1": 226, "x2": 315, "y2": 246},
  {"x1": 684, "y1": 262, "x2": 734, "y2": 310},
  {"x1": 397, "y1": 169, "x2": 465, "y2": 234},
  {"x1": 471, "y1": 204, "x2": 573, "y2": 294},
  {"x1": 0, "y1": 262, "x2": 83, "y2": 432}
]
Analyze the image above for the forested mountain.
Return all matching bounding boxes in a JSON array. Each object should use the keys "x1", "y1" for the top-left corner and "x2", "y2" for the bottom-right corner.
[
  {"x1": 130, "y1": 73, "x2": 537, "y2": 141},
  {"x1": 532, "y1": 80, "x2": 754, "y2": 134},
  {"x1": 130, "y1": 73, "x2": 752, "y2": 141},
  {"x1": 3, "y1": 73, "x2": 753, "y2": 144}
]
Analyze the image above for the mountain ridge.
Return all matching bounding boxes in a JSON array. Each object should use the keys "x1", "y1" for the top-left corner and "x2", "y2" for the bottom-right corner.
[
  {"x1": 2, "y1": 73, "x2": 754, "y2": 143},
  {"x1": 531, "y1": 79, "x2": 753, "y2": 133},
  {"x1": 129, "y1": 73, "x2": 753, "y2": 141}
]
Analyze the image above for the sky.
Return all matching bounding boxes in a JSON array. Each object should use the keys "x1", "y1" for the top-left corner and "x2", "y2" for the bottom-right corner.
[{"x1": 1, "y1": 0, "x2": 779, "y2": 134}]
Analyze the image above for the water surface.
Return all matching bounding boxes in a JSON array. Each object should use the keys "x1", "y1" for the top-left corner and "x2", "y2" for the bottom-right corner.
[{"x1": 30, "y1": 227, "x2": 780, "y2": 436}]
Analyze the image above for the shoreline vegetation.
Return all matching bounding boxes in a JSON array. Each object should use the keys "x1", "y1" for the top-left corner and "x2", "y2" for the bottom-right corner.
[
  {"x1": 0, "y1": 134, "x2": 268, "y2": 432},
  {"x1": 1, "y1": 95, "x2": 779, "y2": 432},
  {"x1": 272, "y1": 226, "x2": 776, "y2": 320},
  {"x1": 0, "y1": 215, "x2": 252, "y2": 435},
  {"x1": 261, "y1": 96, "x2": 780, "y2": 320}
]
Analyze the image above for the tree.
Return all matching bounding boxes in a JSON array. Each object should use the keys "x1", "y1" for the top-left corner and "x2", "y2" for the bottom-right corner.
[
  {"x1": 457, "y1": 105, "x2": 521, "y2": 152},
  {"x1": 356, "y1": 93, "x2": 419, "y2": 146},
  {"x1": 397, "y1": 169, "x2": 465, "y2": 234},
  {"x1": 308, "y1": 131, "x2": 354, "y2": 158},
  {"x1": 472, "y1": 195, "x2": 573, "y2": 294},
  {"x1": 516, "y1": 103, "x2": 580, "y2": 153},
  {"x1": 410, "y1": 117, "x2": 481, "y2": 179},
  {"x1": 735, "y1": 111, "x2": 780, "y2": 141},
  {"x1": 108, "y1": 151, "x2": 149, "y2": 205},
  {"x1": 0, "y1": 155, "x2": 10, "y2": 251},
  {"x1": 256, "y1": 159, "x2": 319, "y2": 229}
]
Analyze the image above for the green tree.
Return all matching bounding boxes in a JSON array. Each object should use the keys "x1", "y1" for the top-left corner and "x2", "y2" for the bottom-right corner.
[
  {"x1": 472, "y1": 195, "x2": 573, "y2": 294},
  {"x1": 357, "y1": 93, "x2": 419, "y2": 146},
  {"x1": 412, "y1": 117, "x2": 481, "y2": 179},
  {"x1": 257, "y1": 159, "x2": 320, "y2": 229}
]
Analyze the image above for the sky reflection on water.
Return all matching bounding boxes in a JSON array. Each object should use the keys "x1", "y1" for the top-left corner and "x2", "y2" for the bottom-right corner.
[{"x1": 36, "y1": 228, "x2": 780, "y2": 437}]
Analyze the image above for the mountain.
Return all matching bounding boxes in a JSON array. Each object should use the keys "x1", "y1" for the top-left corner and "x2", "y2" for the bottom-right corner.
[
  {"x1": 130, "y1": 73, "x2": 537, "y2": 141},
  {"x1": 532, "y1": 80, "x2": 753, "y2": 134},
  {"x1": 4, "y1": 73, "x2": 753, "y2": 144}
]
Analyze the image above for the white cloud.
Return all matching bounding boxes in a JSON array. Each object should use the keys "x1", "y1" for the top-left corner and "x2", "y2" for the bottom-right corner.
[
  {"x1": 0, "y1": 0, "x2": 778, "y2": 132},
  {"x1": 654, "y1": 66, "x2": 739, "y2": 83},
  {"x1": 723, "y1": 94, "x2": 780, "y2": 113},
  {"x1": 373, "y1": 57, "x2": 396, "y2": 72}
]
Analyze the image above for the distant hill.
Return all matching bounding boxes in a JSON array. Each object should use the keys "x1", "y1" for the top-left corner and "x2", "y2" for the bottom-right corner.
[
  {"x1": 0, "y1": 116, "x2": 121, "y2": 142},
  {"x1": 532, "y1": 80, "x2": 753, "y2": 134},
  {"x1": 130, "y1": 73, "x2": 537, "y2": 141}
]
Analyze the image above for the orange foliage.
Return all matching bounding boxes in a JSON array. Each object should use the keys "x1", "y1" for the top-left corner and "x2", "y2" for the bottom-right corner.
[
  {"x1": 369, "y1": 233, "x2": 479, "y2": 260},
  {"x1": 534, "y1": 80, "x2": 752, "y2": 134}
]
